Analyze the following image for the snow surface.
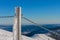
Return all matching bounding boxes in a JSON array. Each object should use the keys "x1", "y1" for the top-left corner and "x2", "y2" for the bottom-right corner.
[
  {"x1": 32, "y1": 34, "x2": 56, "y2": 40},
  {"x1": 0, "y1": 29, "x2": 56, "y2": 40}
]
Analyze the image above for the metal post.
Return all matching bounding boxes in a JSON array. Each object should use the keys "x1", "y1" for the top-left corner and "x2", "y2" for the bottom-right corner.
[{"x1": 13, "y1": 7, "x2": 21, "y2": 40}]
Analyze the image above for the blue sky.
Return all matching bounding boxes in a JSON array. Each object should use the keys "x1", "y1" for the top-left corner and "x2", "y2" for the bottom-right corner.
[
  {"x1": 0, "y1": 0, "x2": 20, "y2": 25},
  {"x1": 0, "y1": 0, "x2": 20, "y2": 16},
  {"x1": 21, "y1": 0, "x2": 60, "y2": 24},
  {"x1": 0, "y1": 0, "x2": 60, "y2": 25}
]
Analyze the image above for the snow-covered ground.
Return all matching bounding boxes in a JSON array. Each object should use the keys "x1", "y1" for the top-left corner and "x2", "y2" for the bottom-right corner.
[
  {"x1": 32, "y1": 34, "x2": 56, "y2": 40},
  {"x1": 0, "y1": 29, "x2": 56, "y2": 40},
  {"x1": 0, "y1": 29, "x2": 13, "y2": 40}
]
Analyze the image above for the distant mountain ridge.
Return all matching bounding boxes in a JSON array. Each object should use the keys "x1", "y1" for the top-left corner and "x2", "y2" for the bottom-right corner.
[
  {"x1": 0, "y1": 24, "x2": 60, "y2": 37},
  {"x1": 22, "y1": 24, "x2": 60, "y2": 37}
]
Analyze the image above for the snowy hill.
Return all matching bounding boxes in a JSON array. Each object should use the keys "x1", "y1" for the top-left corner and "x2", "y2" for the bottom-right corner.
[{"x1": 0, "y1": 29, "x2": 56, "y2": 40}]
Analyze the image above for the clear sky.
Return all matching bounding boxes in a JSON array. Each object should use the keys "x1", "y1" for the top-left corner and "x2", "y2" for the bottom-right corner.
[
  {"x1": 0, "y1": 0, "x2": 60, "y2": 25},
  {"x1": 21, "y1": 0, "x2": 60, "y2": 24},
  {"x1": 0, "y1": 0, "x2": 20, "y2": 25},
  {"x1": 0, "y1": 0, "x2": 20, "y2": 16}
]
